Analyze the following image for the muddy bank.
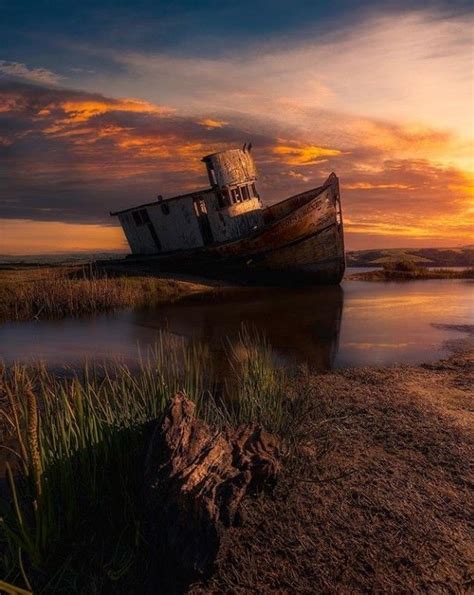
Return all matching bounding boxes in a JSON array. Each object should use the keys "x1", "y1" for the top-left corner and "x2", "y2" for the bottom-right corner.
[{"x1": 190, "y1": 351, "x2": 473, "y2": 593}]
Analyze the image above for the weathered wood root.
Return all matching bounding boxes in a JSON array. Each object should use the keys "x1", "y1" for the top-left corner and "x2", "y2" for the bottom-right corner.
[{"x1": 145, "y1": 393, "x2": 281, "y2": 581}]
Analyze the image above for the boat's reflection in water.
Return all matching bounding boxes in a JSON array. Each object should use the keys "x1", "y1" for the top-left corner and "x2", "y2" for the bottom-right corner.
[
  {"x1": 1, "y1": 279, "x2": 472, "y2": 371},
  {"x1": 132, "y1": 285, "x2": 344, "y2": 373}
]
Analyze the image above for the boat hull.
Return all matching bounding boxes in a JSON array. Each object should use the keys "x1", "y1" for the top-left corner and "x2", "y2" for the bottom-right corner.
[{"x1": 115, "y1": 173, "x2": 345, "y2": 284}]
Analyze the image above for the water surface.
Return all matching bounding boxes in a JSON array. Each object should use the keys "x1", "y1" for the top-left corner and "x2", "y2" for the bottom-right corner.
[{"x1": 0, "y1": 278, "x2": 472, "y2": 371}]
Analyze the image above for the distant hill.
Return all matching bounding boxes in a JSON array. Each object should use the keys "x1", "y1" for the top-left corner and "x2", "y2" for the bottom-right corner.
[{"x1": 346, "y1": 247, "x2": 474, "y2": 267}]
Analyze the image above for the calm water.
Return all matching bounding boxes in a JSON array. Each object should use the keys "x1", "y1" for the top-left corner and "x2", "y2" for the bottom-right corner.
[{"x1": 0, "y1": 278, "x2": 472, "y2": 371}]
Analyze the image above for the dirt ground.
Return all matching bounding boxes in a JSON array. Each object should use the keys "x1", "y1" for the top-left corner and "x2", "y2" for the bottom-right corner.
[{"x1": 190, "y1": 352, "x2": 474, "y2": 593}]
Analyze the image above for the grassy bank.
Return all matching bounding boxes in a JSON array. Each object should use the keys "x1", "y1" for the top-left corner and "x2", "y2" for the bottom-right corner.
[
  {"x1": 0, "y1": 266, "x2": 217, "y2": 322},
  {"x1": 0, "y1": 332, "x2": 291, "y2": 593},
  {"x1": 350, "y1": 260, "x2": 474, "y2": 281}
]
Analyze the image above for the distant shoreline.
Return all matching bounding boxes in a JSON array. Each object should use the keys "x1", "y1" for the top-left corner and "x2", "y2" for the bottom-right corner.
[{"x1": 348, "y1": 266, "x2": 474, "y2": 281}]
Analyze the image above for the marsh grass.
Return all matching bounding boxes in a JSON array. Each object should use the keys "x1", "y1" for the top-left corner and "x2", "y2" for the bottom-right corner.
[
  {"x1": 210, "y1": 327, "x2": 288, "y2": 434},
  {"x1": 0, "y1": 266, "x2": 212, "y2": 322},
  {"x1": 0, "y1": 329, "x2": 289, "y2": 593}
]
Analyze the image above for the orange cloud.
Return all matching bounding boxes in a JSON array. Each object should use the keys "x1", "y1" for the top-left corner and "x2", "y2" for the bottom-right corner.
[
  {"x1": 198, "y1": 118, "x2": 228, "y2": 129},
  {"x1": 61, "y1": 98, "x2": 172, "y2": 122},
  {"x1": 273, "y1": 142, "x2": 341, "y2": 165},
  {"x1": 116, "y1": 136, "x2": 173, "y2": 157},
  {"x1": 345, "y1": 182, "x2": 413, "y2": 190},
  {"x1": 344, "y1": 206, "x2": 474, "y2": 242},
  {"x1": 447, "y1": 171, "x2": 474, "y2": 204},
  {"x1": 40, "y1": 97, "x2": 174, "y2": 141}
]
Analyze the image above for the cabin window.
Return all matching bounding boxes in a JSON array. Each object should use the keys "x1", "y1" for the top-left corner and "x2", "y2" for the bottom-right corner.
[
  {"x1": 209, "y1": 167, "x2": 216, "y2": 185},
  {"x1": 216, "y1": 191, "x2": 226, "y2": 208},
  {"x1": 206, "y1": 163, "x2": 217, "y2": 187},
  {"x1": 161, "y1": 203, "x2": 170, "y2": 215},
  {"x1": 241, "y1": 185, "x2": 250, "y2": 201},
  {"x1": 132, "y1": 209, "x2": 151, "y2": 226}
]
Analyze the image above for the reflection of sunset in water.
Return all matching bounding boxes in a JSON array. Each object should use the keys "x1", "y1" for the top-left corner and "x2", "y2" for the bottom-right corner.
[
  {"x1": 0, "y1": 279, "x2": 472, "y2": 372},
  {"x1": 337, "y1": 280, "x2": 473, "y2": 366},
  {"x1": 344, "y1": 295, "x2": 434, "y2": 310}
]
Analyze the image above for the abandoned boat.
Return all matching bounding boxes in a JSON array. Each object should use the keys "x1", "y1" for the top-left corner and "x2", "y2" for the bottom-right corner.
[{"x1": 110, "y1": 146, "x2": 345, "y2": 283}]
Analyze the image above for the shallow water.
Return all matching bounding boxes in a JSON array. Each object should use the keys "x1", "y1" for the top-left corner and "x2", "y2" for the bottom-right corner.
[{"x1": 0, "y1": 278, "x2": 472, "y2": 371}]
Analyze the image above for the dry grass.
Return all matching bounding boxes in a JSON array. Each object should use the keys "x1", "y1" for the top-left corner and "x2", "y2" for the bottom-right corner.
[
  {"x1": 0, "y1": 266, "x2": 215, "y2": 322},
  {"x1": 191, "y1": 352, "x2": 474, "y2": 594}
]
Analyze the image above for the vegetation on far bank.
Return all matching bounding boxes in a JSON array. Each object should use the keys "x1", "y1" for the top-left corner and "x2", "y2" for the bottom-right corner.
[
  {"x1": 346, "y1": 245, "x2": 474, "y2": 268},
  {"x1": 0, "y1": 266, "x2": 216, "y2": 323},
  {"x1": 349, "y1": 260, "x2": 474, "y2": 281}
]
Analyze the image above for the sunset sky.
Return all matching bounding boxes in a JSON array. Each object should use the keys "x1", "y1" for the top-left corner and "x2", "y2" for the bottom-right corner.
[{"x1": 0, "y1": 0, "x2": 473, "y2": 254}]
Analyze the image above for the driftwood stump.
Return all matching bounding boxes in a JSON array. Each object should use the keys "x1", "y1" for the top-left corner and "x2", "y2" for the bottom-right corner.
[{"x1": 145, "y1": 393, "x2": 281, "y2": 583}]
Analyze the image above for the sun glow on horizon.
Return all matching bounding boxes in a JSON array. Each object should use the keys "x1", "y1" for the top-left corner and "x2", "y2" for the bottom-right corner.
[{"x1": 0, "y1": 220, "x2": 127, "y2": 255}]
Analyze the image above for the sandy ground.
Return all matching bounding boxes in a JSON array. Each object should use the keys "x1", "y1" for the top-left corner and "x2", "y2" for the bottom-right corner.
[{"x1": 191, "y1": 351, "x2": 473, "y2": 593}]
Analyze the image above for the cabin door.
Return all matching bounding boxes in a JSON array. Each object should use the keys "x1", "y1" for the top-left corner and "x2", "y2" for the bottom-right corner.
[{"x1": 193, "y1": 198, "x2": 214, "y2": 246}]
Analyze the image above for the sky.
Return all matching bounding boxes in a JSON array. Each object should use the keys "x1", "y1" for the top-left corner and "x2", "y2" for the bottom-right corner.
[{"x1": 0, "y1": 0, "x2": 473, "y2": 254}]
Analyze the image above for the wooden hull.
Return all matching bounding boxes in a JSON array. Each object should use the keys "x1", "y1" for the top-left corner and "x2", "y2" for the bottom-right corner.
[{"x1": 121, "y1": 173, "x2": 345, "y2": 284}]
